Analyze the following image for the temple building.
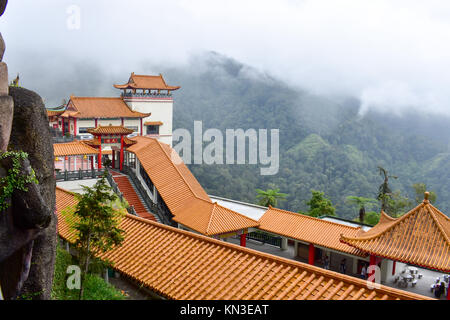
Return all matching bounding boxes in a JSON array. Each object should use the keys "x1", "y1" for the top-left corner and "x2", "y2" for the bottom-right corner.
[
  {"x1": 47, "y1": 73, "x2": 179, "y2": 146},
  {"x1": 50, "y1": 72, "x2": 449, "y2": 300}
]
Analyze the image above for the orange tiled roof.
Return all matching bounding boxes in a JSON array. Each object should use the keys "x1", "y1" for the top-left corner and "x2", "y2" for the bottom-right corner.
[
  {"x1": 258, "y1": 207, "x2": 366, "y2": 256},
  {"x1": 127, "y1": 136, "x2": 210, "y2": 215},
  {"x1": 173, "y1": 198, "x2": 259, "y2": 236},
  {"x1": 53, "y1": 140, "x2": 99, "y2": 157},
  {"x1": 63, "y1": 97, "x2": 150, "y2": 119},
  {"x1": 55, "y1": 187, "x2": 431, "y2": 300},
  {"x1": 47, "y1": 109, "x2": 64, "y2": 117},
  {"x1": 340, "y1": 198, "x2": 450, "y2": 272},
  {"x1": 144, "y1": 121, "x2": 163, "y2": 126},
  {"x1": 114, "y1": 73, "x2": 180, "y2": 91},
  {"x1": 127, "y1": 136, "x2": 257, "y2": 235},
  {"x1": 88, "y1": 125, "x2": 134, "y2": 135}
]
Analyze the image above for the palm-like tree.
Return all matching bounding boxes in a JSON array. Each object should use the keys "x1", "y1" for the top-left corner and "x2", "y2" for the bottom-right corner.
[
  {"x1": 256, "y1": 188, "x2": 288, "y2": 207},
  {"x1": 346, "y1": 196, "x2": 377, "y2": 223},
  {"x1": 377, "y1": 166, "x2": 397, "y2": 211}
]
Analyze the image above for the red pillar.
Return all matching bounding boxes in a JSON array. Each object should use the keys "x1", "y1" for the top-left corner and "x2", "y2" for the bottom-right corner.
[
  {"x1": 120, "y1": 135, "x2": 124, "y2": 171},
  {"x1": 97, "y1": 137, "x2": 102, "y2": 169},
  {"x1": 240, "y1": 234, "x2": 246, "y2": 247},
  {"x1": 95, "y1": 118, "x2": 98, "y2": 128},
  {"x1": 90, "y1": 155, "x2": 94, "y2": 170},
  {"x1": 121, "y1": 117, "x2": 124, "y2": 126},
  {"x1": 447, "y1": 282, "x2": 450, "y2": 300},
  {"x1": 369, "y1": 254, "x2": 377, "y2": 282},
  {"x1": 308, "y1": 243, "x2": 315, "y2": 265},
  {"x1": 140, "y1": 118, "x2": 143, "y2": 136},
  {"x1": 62, "y1": 118, "x2": 65, "y2": 136},
  {"x1": 392, "y1": 261, "x2": 396, "y2": 275},
  {"x1": 73, "y1": 117, "x2": 77, "y2": 136}
]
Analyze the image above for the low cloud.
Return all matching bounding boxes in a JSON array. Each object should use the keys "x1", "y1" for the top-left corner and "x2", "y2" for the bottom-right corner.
[{"x1": 2, "y1": 0, "x2": 450, "y2": 115}]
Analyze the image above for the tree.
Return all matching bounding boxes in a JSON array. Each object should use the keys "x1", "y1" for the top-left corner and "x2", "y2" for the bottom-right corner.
[
  {"x1": 255, "y1": 187, "x2": 288, "y2": 207},
  {"x1": 346, "y1": 196, "x2": 377, "y2": 223},
  {"x1": 412, "y1": 183, "x2": 437, "y2": 204},
  {"x1": 70, "y1": 173, "x2": 126, "y2": 299},
  {"x1": 305, "y1": 189, "x2": 336, "y2": 217},
  {"x1": 385, "y1": 191, "x2": 413, "y2": 217},
  {"x1": 376, "y1": 166, "x2": 397, "y2": 211},
  {"x1": 362, "y1": 211, "x2": 380, "y2": 226}
]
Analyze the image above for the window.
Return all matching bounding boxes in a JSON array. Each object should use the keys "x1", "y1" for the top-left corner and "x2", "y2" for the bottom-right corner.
[
  {"x1": 128, "y1": 153, "x2": 136, "y2": 169},
  {"x1": 140, "y1": 165, "x2": 154, "y2": 191},
  {"x1": 146, "y1": 125, "x2": 159, "y2": 135}
]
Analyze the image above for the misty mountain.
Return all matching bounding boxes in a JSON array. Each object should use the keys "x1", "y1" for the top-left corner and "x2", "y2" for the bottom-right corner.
[
  {"x1": 161, "y1": 52, "x2": 450, "y2": 218},
  {"x1": 19, "y1": 51, "x2": 450, "y2": 219}
]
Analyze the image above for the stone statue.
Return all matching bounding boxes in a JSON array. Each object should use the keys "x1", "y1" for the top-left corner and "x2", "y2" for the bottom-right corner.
[{"x1": 0, "y1": 0, "x2": 56, "y2": 300}]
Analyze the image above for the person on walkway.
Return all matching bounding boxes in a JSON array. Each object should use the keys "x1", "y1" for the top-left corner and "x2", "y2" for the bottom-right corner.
[
  {"x1": 323, "y1": 255, "x2": 330, "y2": 270},
  {"x1": 435, "y1": 282, "x2": 446, "y2": 299},
  {"x1": 361, "y1": 263, "x2": 367, "y2": 279},
  {"x1": 340, "y1": 259, "x2": 347, "y2": 274}
]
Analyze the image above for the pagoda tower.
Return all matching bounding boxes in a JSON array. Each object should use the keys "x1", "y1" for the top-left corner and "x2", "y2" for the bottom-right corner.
[{"x1": 114, "y1": 73, "x2": 180, "y2": 146}]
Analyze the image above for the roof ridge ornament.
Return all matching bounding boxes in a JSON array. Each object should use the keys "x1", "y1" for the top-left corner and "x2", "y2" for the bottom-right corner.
[{"x1": 424, "y1": 191, "x2": 430, "y2": 203}]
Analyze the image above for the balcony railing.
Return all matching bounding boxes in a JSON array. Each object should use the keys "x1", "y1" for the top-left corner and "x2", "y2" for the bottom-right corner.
[
  {"x1": 104, "y1": 169, "x2": 137, "y2": 217},
  {"x1": 55, "y1": 168, "x2": 105, "y2": 181},
  {"x1": 246, "y1": 231, "x2": 282, "y2": 247},
  {"x1": 121, "y1": 92, "x2": 173, "y2": 98}
]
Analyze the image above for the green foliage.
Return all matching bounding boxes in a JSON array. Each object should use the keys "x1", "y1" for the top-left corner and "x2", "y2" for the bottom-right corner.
[
  {"x1": 255, "y1": 187, "x2": 288, "y2": 207},
  {"x1": 346, "y1": 196, "x2": 377, "y2": 222},
  {"x1": 166, "y1": 54, "x2": 450, "y2": 218},
  {"x1": 0, "y1": 151, "x2": 38, "y2": 211},
  {"x1": 70, "y1": 172, "x2": 126, "y2": 299},
  {"x1": 376, "y1": 166, "x2": 397, "y2": 211},
  {"x1": 385, "y1": 191, "x2": 413, "y2": 217},
  {"x1": 305, "y1": 189, "x2": 336, "y2": 217},
  {"x1": 412, "y1": 183, "x2": 437, "y2": 204},
  {"x1": 51, "y1": 246, "x2": 125, "y2": 300},
  {"x1": 356, "y1": 211, "x2": 380, "y2": 226}
]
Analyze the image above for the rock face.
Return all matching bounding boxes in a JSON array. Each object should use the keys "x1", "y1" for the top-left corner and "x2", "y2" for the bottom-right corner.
[
  {"x1": 6, "y1": 87, "x2": 57, "y2": 300},
  {"x1": 0, "y1": 0, "x2": 55, "y2": 300}
]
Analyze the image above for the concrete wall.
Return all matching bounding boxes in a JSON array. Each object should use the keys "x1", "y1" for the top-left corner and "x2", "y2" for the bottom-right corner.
[{"x1": 124, "y1": 98, "x2": 173, "y2": 146}]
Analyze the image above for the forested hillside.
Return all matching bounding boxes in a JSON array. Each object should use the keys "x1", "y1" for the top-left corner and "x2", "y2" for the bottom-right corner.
[{"x1": 161, "y1": 52, "x2": 450, "y2": 219}]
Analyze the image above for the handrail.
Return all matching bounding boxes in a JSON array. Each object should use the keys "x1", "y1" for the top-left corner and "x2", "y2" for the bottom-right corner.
[{"x1": 122, "y1": 166, "x2": 172, "y2": 225}]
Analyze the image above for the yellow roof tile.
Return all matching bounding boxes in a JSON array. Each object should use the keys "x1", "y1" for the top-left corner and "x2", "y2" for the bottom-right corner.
[
  {"x1": 65, "y1": 96, "x2": 150, "y2": 119},
  {"x1": 114, "y1": 73, "x2": 180, "y2": 91},
  {"x1": 259, "y1": 207, "x2": 366, "y2": 256},
  {"x1": 53, "y1": 140, "x2": 99, "y2": 156},
  {"x1": 173, "y1": 199, "x2": 259, "y2": 236},
  {"x1": 340, "y1": 200, "x2": 450, "y2": 272},
  {"x1": 55, "y1": 187, "x2": 432, "y2": 300}
]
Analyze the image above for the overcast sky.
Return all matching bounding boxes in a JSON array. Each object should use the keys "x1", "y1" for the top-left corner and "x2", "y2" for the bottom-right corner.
[{"x1": 2, "y1": 0, "x2": 450, "y2": 115}]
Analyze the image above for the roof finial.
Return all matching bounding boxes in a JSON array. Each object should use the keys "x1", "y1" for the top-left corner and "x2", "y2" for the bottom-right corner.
[{"x1": 424, "y1": 191, "x2": 430, "y2": 203}]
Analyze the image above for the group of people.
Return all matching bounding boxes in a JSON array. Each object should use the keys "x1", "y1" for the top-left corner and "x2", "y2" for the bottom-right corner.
[
  {"x1": 434, "y1": 282, "x2": 447, "y2": 299},
  {"x1": 321, "y1": 255, "x2": 348, "y2": 275}
]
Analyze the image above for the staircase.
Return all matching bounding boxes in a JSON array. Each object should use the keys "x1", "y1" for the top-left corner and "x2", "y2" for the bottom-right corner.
[{"x1": 110, "y1": 171, "x2": 159, "y2": 222}]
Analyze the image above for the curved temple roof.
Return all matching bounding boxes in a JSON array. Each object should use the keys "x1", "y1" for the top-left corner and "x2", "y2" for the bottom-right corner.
[
  {"x1": 126, "y1": 136, "x2": 257, "y2": 235},
  {"x1": 63, "y1": 96, "x2": 150, "y2": 119},
  {"x1": 340, "y1": 197, "x2": 450, "y2": 272},
  {"x1": 87, "y1": 125, "x2": 135, "y2": 135},
  {"x1": 56, "y1": 187, "x2": 431, "y2": 300},
  {"x1": 114, "y1": 73, "x2": 180, "y2": 91},
  {"x1": 258, "y1": 206, "x2": 366, "y2": 256},
  {"x1": 53, "y1": 140, "x2": 99, "y2": 157}
]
